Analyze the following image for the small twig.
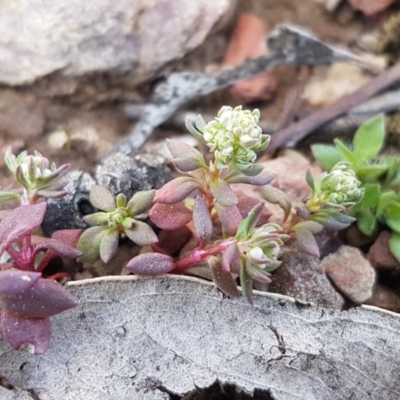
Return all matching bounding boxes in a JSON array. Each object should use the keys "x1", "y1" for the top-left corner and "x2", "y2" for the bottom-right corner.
[{"x1": 267, "y1": 61, "x2": 400, "y2": 153}]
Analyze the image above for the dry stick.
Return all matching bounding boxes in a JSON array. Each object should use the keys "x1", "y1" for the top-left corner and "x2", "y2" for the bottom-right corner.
[{"x1": 267, "y1": 61, "x2": 400, "y2": 153}]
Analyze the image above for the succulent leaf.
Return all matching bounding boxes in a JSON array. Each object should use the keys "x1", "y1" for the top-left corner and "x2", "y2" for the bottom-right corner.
[
  {"x1": 154, "y1": 177, "x2": 200, "y2": 204},
  {"x1": 193, "y1": 195, "x2": 212, "y2": 241},
  {"x1": 214, "y1": 203, "x2": 243, "y2": 236},
  {"x1": 0, "y1": 202, "x2": 46, "y2": 257},
  {"x1": 77, "y1": 226, "x2": 105, "y2": 262},
  {"x1": 292, "y1": 227, "x2": 320, "y2": 257},
  {"x1": 210, "y1": 179, "x2": 238, "y2": 207},
  {"x1": 150, "y1": 202, "x2": 192, "y2": 230},
  {"x1": 0, "y1": 311, "x2": 51, "y2": 355},
  {"x1": 90, "y1": 185, "x2": 115, "y2": 212},
  {"x1": 127, "y1": 190, "x2": 155, "y2": 216},
  {"x1": 225, "y1": 169, "x2": 276, "y2": 185},
  {"x1": 209, "y1": 257, "x2": 240, "y2": 298},
  {"x1": 99, "y1": 229, "x2": 120, "y2": 263},
  {"x1": 126, "y1": 253, "x2": 175, "y2": 275},
  {"x1": 124, "y1": 221, "x2": 158, "y2": 246}
]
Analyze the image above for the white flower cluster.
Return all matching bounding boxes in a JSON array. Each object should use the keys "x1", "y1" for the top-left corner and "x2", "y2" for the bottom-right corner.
[
  {"x1": 320, "y1": 162, "x2": 364, "y2": 207},
  {"x1": 203, "y1": 106, "x2": 269, "y2": 165}
]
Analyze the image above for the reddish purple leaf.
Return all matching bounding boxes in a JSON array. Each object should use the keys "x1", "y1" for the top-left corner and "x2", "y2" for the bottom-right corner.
[
  {"x1": 0, "y1": 203, "x2": 46, "y2": 256},
  {"x1": 0, "y1": 270, "x2": 40, "y2": 296},
  {"x1": 167, "y1": 139, "x2": 206, "y2": 172},
  {"x1": 34, "y1": 238, "x2": 82, "y2": 260},
  {"x1": 293, "y1": 227, "x2": 320, "y2": 257},
  {"x1": 214, "y1": 203, "x2": 243, "y2": 236},
  {"x1": 222, "y1": 243, "x2": 241, "y2": 273},
  {"x1": 236, "y1": 195, "x2": 272, "y2": 226},
  {"x1": 209, "y1": 258, "x2": 240, "y2": 298},
  {"x1": 150, "y1": 202, "x2": 192, "y2": 230},
  {"x1": 154, "y1": 177, "x2": 200, "y2": 204},
  {"x1": 0, "y1": 311, "x2": 51, "y2": 355},
  {"x1": 193, "y1": 195, "x2": 212, "y2": 241},
  {"x1": 126, "y1": 253, "x2": 175, "y2": 276},
  {"x1": 0, "y1": 278, "x2": 78, "y2": 318}
]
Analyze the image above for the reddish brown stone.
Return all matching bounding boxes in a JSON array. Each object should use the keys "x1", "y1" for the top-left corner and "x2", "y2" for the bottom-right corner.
[
  {"x1": 323, "y1": 245, "x2": 376, "y2": 304},
  {"x1": 223, "y1": 14, "x2": 277, "y2": 103},
  {"x1": 348, "y1": 0, "x2": 395, "y2": 16},
  {"x1": 365, "y1": 284, "x2": 400, "y2": 313},
  {"x1": 367, "y1": 230, "x2": 400, "y2": 271},
  {"x1": 269, "y1": 240, "x2": 345, "y2": 309}
]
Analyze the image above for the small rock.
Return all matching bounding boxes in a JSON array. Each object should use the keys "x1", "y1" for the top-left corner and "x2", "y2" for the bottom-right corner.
[
  {"x1": 269, "y1": 240, "x2": 345, "y2": 309},
  {"x1": 348, "y1": 0, "x2": 395, "y2": 16},
  {"x1": 365, "y1": 283, "x2": 400, "y2": 313},
  {"x1": 42, "y1": 170, "x2": 97, "y2": 236},
  {"x1": 323, "y1": 245, "x2": 376, "y2": 304},
  {"x1": 367, "y1": 230, "x2": 400, "y2": 271},
  {"x1": 43, "y1": 151, "x2": 172, "y2": 236},
  {"x1": 96, "y1": 151, "x2": 171, "y2": 200},
  {"x1": 223, "y1": 14, "x2": 277, "y2": 103}
]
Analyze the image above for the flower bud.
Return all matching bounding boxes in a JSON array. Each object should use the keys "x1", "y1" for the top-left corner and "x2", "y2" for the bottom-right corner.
[
  {"x1": 320, "y1": 162, "x2": 364, "y2": 207},
  {"x1": 203, "y1": 106, "x2": 269, "y2": 165}
]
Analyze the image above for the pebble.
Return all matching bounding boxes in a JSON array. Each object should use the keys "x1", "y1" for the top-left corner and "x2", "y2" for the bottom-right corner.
[{"x1": 323, "y1": 245, "x2": 376, "y2": 304}]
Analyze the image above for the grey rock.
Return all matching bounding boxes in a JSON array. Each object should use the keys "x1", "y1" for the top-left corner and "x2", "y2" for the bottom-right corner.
[
  {"x1": 42, "y1": 170, "x2": 96, "y2": 236},
  {"x1": 323, "y1": 245, "x2": 376, "y2": 304},
  {"x1": 0, "y1": 0, "x2": 234, "y2": 89},
  {"x1": 95, "y1": 151, "x2": 171, "y2": 199},
  {"x1": 269, "y1": 241, "x2": 345, "y2": 309},
  {"x1": 42, "y1": 151, "x2": 171, "y2": 235}
]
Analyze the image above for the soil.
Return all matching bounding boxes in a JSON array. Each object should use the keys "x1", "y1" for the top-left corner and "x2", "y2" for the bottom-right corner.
[{"x1": 1, "y1": 0, "x2": 400, "y2": 314}]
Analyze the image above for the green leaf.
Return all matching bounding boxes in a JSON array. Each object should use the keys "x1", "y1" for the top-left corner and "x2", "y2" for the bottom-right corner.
[
  {"x1": 127, "y1": 190, "x2": 155, "y2": 215},
  {"x1": 353, "y1": 114, "x2": 385, "y2": 161},
  {"x1": 384, "y1": 202, "x2": 400, "y2": 233},
  {"x1": 333, "y1": 138, "x2": 357, "y2": 164},
  {"x1": 261, "y1": 185, "x2": 292, "y2": 220},
  {"x1": 99, "y1": 228, "x2": 120, "y2": 263},
  {"x1": 232, "y1": 163, "x2": 263, "y2": 176},
  {"x1": 225, "y1": 169, "x2": 276, "y2": 186},
  {"x1": 77, "y1": 226, "x2": 105, "y2": 263},
  {"x1": 311, "y1": 144, "x2": 343, "y2": 171},
  {"x1": 0, "y1": 190, "x2": 20, "y2": 202},
  {"x1": 356, "y1": 208, "x2": 377, "y2": 236},
  {"x1": 355, "y1": 163, "x2": 388, "y2": 182},
  {"x1": 358, "y1": 183, "x2": 380, "y2": 209},
  {"x1": 235, "y1": 203, "x2": 263, "y2": 240},
  {"x1": 389, "y1": 232, "x2": 400, "y2": 263},
  {"x1": 305, "y1": 168, "x2": 315, "y2": 191}
]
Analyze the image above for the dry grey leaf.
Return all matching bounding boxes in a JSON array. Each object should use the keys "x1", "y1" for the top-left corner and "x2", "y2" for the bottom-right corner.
[{"x1": 1, "y1": 275, "x2": 399, "y2": 400}]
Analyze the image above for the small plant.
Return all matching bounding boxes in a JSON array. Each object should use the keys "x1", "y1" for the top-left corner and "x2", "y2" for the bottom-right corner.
[
  {"x1": 115, "y1": 105, "x2": 363, "y2": 303},
  {"x1": 77, "y1": 186, "x2": 157, "y2": 263},
  {"x1": 311, "y1": 114, "x2": 400, "y2": 262},
  {"x1": 0, "y1": 150, "x2": 81, "y2": 354}
]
